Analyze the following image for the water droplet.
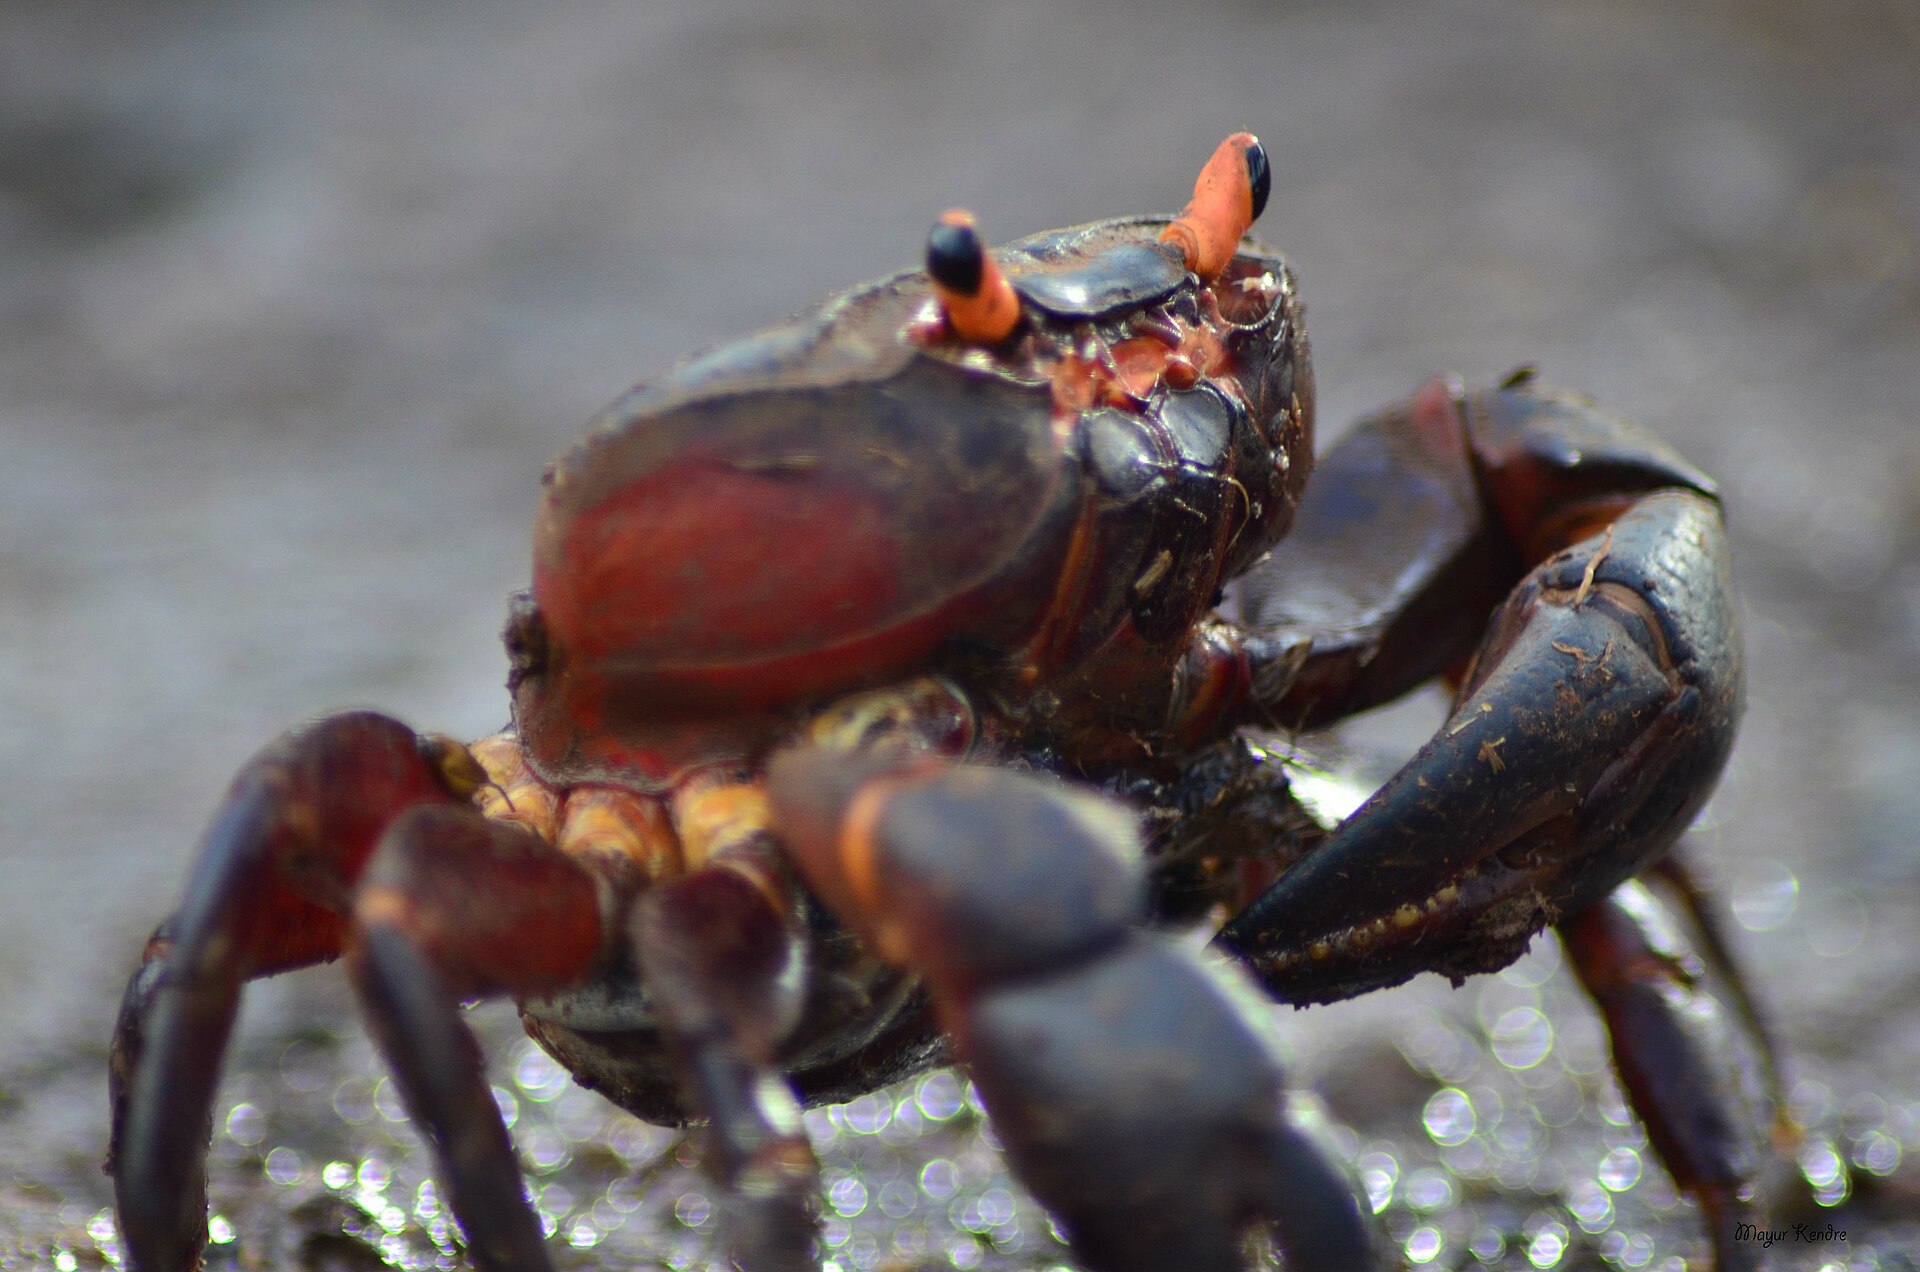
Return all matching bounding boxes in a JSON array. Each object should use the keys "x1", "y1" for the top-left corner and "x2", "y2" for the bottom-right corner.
[
  {"x1": 1422, "y1": 1087, "x2": 1476, "y2": 1146},
  {"x1": 1789, "y1": 1078, "x2": 1834, "y2": 1126},
  {"x1": 878, "y1": 1180, "x2": 919, "y2": 1218},
  {"x1": 1499, "y1": 937, "x2": 1562, "y2": 987},
  {"x1": 1799, "y1": 1138, "x2": 1845, "y2": 1187},
  {"x1": 1406, "y1": 1226, "x2": 1443, "y2": 1264},
  {"x1": 1730, "y1": 862, "x2": 1798, "y2": 930},
  {"x1": 1444, "y1": 1135, "x2": 1491, "y2": 1178},
  {"x1": 322, "y1": 1160, "x2": 355, "y2": 1190},
  {"x1": 1568, "y1": 1178, "x2": 1614, "y2": 1232},
  {"x1": 976, "y1": 1187, "x2": 1016, "y2": 1228},
  {"x1": 373, "y1": 1077, "x2": 408, "y2": 1122},
  {"x1": 263, "y1": 1146, "x2": 304, "y2": 1186},
  {"x1": 603, "y1": 1176, "x2": 645, "y2": 1214},
  {"x1": 1494, "y1": 1112, "x2": 1547, "y2": 1157},
  {"x1": 1401, "y1": 1020, "x2": 1478, "y2": 1083},
  {"x1": 1856, "y1": 1129, "x2": 1902, "y2": 1176},
  {"x1": 828, "y1": 1176, "x2": 869, "y2": 1218},
  {"x1": 223, "y1": 1102, "x2": 264, "y2": 1146},
  {"x1": 490, "y1": 1084, "x2": 520, "y2": 1128},
  {"x1": 892, "y1": 1224, "x2": 933, "y2": 1261},
  {"x1": 1598, "y1": 1146, "x2": 1642, "y2": 1191},
  {"x1": 356, "y1": 1156, "x2": 390, "y2": 1192},
  {"x1": 606, "y1": 1116, "x2": 670, "y2": 1166},
  {"x1": 1807, "y1": 890, "x2": 1868, "y2": 958},
  {"x1": 1358, "y1": 1150, "x2": 1397, "y2": 1213},
  {"x1": 331, "y1": 1077, "x2": 376, "y2": 1124},
  {"x1": 1469, "y1": 1225, "x2": 1505, "y2": 1262},
  {"x1": 1490, "y1": 1007, "x2": 1554, "y2": 1070},
  {"x1": 882, "y1": 1097, "x2": 927, "y2": 1143},
  {"x1": 514, "y1": 1043, "x2": 570, "y2": 1102},
  {"x1": 520, "y1": 1125, "x2": 571, "y2": 1172},
  {"x1": 919, "y1": 1158, "x2": 959, "y2": 1199},
  {"x1": 1813, "y1": 1171, "x2": 1852, "y2": 1207},
  {"x1": 841, "y1": 1092, "x2": 892, "y2": 1134},
  {"x1": 540, "y1": 1182, "x2": 575, "y2": 1220},
  {"x1": 1618, "y1": 1231, "x2": 1656, "y2": 1267},
  {"x1": 1596, "y1": 1080, "x2": 1636, "y2": 1128},
  {"x1": 988, "y1": 1214, "x2": 1025, "y2": 1251},
  {"x1": 952, "y1": 1195, "x2": 990, "y2": 1234},
  {"x1": 1402, "y1": 1167, "x2": 1454, "y2": 1212},
  {"x1": 1525, "y1": 1221, "x2": 1568, "y2": 1268},
  {"x1": 207, "y1": 1216, "x2": 235, "y2": 1245},
  {"x1": 672, "y1": 1191, "x2": 712, "y2": 1229},
  {"x1": 278, "y1": 1038, "x2": 332, "y2": 1092}
]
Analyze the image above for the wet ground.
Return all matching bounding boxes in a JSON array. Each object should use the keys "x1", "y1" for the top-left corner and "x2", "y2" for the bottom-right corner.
[{"x1": 3, "y1": 0, "x2": 1919, "y2": 1268}]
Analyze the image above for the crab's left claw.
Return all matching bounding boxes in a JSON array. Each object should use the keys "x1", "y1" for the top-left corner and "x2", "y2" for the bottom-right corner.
[{"x1": 1217, "y1": 377, "x2": 1742, "y2": 1001}]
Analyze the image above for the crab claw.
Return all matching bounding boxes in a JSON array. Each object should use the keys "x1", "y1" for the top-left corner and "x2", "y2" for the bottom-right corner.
[
  {"x1": 1218, "y1": 381, "x2": 1742, "y2": 1003},
  {"x1": 925, "y1": 209, "x2": 1023, "y2": 344},
  {"x1": 1161, "y1": 132, "x2": 1270, "y2": 280}
]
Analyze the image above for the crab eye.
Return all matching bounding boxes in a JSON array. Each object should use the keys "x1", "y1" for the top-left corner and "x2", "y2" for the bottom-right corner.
[
  {"x1": 926, "y1": 218, "x2": 986, "y2": 296},
  {"x1": 1161, "y1": 132, "x2": 1268, "y2": 280},
  {"x1": 1245, "y1": 137, "x2": 1271, "y2": 223},
  {"x1": 925, "y1": 209, "x2": 1023, "y2": 344}
]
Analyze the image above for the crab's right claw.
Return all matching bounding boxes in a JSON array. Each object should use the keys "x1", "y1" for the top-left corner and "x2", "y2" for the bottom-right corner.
[{"x1": 1220, "y1": 386, "x2": 1742, "y2": 1002}]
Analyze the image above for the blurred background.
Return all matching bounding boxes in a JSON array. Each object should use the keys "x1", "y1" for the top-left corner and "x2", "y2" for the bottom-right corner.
[{"x1": 3, "y1": 0, "x2": 1917, "y2": 1267}]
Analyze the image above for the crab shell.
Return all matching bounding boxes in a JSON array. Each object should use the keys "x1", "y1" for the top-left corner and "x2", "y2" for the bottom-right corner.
[{"x1": 512, "y1": 216, "x2": 1313, "y2": 791}]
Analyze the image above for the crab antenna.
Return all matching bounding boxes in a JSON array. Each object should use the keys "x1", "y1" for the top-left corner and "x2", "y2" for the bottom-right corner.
[
  {"x1": 1160, "y1": 132, "x2": 1269, "y2": 280},
  {"x1": 926, "y1": 210, "x2": 1023, "y2": 344}
]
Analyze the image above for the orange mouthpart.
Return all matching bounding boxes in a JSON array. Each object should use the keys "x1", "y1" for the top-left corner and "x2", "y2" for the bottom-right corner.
[
  {"x1": 1160, "y1": 132, "x2": 1267, "y2": 280},
  {"x1": 926, "y1": 210, "x2": 1023, "y2": 345}
]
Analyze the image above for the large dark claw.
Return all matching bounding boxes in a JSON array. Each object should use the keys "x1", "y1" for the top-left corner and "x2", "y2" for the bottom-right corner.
[
  {"x1": 1220, "y1": 393, "x2": 1741, "y2": 1003},
  {"x1": 768, "y1": 751, "x2": 1381, "y2": 1272}
]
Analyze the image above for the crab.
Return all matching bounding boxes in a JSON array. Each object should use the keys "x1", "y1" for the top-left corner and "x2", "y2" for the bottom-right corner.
[{"x1": 107, "y1": 134, "x2": 1783, "y2": 1272}]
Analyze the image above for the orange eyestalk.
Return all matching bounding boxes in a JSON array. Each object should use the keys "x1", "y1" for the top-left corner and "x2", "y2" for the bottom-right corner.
[
  {"x1": 926, "y1": 210, "x2": 1023, "y2": 345},
  {"x1": 1160, "y1": 132, "x2": 1271, "y2": 280}
]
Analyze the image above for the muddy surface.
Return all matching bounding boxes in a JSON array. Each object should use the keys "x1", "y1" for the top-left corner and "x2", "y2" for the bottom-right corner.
[{"x1": 3, "y1": 1, "x2": 1919, "y2": 1268}]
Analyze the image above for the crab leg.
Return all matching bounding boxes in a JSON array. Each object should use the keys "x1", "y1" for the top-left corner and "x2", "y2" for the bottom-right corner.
[
  {"x1": 1561, "y1": 873, "x2": 1783, "y2": 1271},
  {"x1": 628, "y1": 834, "x2": 820, "y2": 1272},
  {"x1": 347, "y1": 804, "x2": 606, "y2": 1272},
  {"x1": 1213, "y1": 377, "x2": 1742, "y2": 1002},
  {"x1": 108, "y1": 712, "x2": 473, "y2": 1271},
  {"x1": 767, "y1": 750, "x2": 1379, "y2": 1272}
]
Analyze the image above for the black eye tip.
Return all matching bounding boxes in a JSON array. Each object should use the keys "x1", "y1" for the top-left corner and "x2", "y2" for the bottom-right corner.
[
  {"x1": 926, "y1": 219, "x2": 986, "y2": 296},
  {"x1": 1244, "y1": 138, "x2": 1271, "y2": 223}
]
